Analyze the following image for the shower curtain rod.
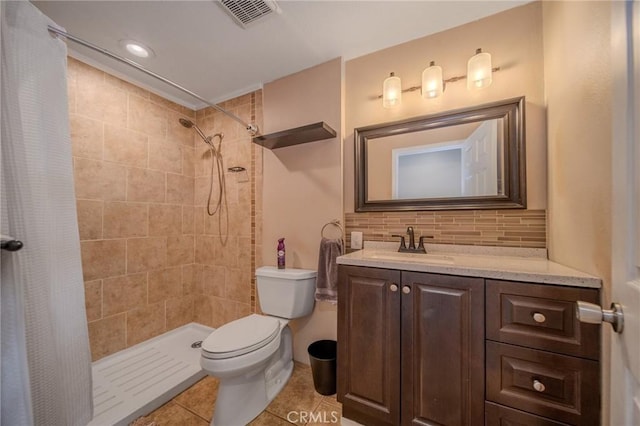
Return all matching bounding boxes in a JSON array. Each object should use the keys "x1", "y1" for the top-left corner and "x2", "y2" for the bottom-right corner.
[{"x1": 47, "y1": 25, "x2": 259, "y2": 135}]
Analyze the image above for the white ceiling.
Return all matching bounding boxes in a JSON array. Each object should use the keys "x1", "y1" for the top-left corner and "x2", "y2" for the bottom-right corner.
[{"x1": 33, "y1": 1, "x2": 528, "y2": 110}]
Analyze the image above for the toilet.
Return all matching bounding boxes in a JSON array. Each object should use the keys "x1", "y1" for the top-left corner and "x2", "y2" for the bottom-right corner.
[{"x1": 200, "y1": 266, "x2": 317, "y2": 426}]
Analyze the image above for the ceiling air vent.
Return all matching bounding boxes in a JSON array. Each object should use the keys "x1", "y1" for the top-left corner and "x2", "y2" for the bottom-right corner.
[{"x1": 217, "y1": 0, "x2": 281, "y2": 29}]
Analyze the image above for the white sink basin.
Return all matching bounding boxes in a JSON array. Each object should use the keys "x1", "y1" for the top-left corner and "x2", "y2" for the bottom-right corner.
[{"x1": 366, "y1": 251, "x2": 455, "y2": 265}]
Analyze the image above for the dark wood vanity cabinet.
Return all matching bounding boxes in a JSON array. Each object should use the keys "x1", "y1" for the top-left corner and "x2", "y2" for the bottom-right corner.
[
  {"x1": 337, "y1": 266, "x2": 401, "y2": 426},
  {"x1": 338, "y1": 267, "x2": 601, "y2": 426},
  {"x1": 337, "y1": 266, "x2": 485, "y2": 426},
  {"x1": 485, "y1": 280, "x2": 601, "y2": 425}
]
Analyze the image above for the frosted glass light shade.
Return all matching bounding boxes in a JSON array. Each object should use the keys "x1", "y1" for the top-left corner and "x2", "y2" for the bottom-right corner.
[
  {"x1": 383, "y1": 72, "x2": 402, "y2": 108},
  {"x1": 467, "y1": 48, "x2": 492, "y2": 90},
  {"x1": 421, "y1": 61, "x2": 443, "y2": 99}
]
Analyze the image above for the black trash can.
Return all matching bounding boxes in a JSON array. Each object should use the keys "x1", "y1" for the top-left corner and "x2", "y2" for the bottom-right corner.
[{"x1": 307, "y1": 340, "x2": 337, "y2": 395}]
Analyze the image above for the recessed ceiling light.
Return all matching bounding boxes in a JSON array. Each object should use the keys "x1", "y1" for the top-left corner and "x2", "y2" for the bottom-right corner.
[{"x1": 120, "y1": 40, "x2": 154, "y2": 58}]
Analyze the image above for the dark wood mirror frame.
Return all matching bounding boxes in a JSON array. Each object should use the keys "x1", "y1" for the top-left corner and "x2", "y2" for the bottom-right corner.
[{"x1": 355, "y1": 96, "x2": 526, "y2": 212}]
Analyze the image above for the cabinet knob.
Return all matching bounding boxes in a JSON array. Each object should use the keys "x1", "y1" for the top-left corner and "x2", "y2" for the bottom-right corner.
[
  {"x1": 532, "y1": 379, "x2": 546, "y2": 393},
  {"x1": 402, "y1": 286, "x2": 411, "y2": 294},
  {"x1": 532, "y1": 312, "x2": 546, "y2": 323},
  {"x1": 390, "y1": 284, "x2": 398, "y2": 292}
]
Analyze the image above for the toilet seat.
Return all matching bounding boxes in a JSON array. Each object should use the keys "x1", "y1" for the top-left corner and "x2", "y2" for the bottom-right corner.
[{"x1": 202, "y1": 314, "x2": 281, "y2": 360}]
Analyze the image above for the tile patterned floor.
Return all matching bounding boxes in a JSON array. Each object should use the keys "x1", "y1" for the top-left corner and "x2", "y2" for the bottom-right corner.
[{"x1": 132, "y1": 362, "x2": 342, "y2": 426}]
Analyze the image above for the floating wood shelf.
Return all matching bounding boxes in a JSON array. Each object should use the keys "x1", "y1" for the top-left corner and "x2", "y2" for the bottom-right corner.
[{"x1": 252, "y1": 121, "x2": 336, "y2": 149}]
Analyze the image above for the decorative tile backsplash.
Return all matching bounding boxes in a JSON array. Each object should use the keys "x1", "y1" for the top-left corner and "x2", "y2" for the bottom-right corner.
[{"x1": 344, "y1": 210, "x2": 546, "y2": 249}]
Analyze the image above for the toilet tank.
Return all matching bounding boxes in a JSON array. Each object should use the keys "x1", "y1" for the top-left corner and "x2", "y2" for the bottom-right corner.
[{"x1": 256, "y1": 266, "x2": 316, "y2": 318}]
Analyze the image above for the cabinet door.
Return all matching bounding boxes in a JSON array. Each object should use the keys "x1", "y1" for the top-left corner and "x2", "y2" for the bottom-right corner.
[
  {"x1": 338, "y1": 266, "x2": 401, "y2": 426},
  {"x1": 401, "y1": 272, "x2": 485, "y2": 426}
]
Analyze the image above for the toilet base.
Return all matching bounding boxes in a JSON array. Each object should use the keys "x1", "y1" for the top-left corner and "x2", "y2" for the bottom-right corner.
[{"x1": 209, "y1": 326, "x2": 293, "y2": 426}]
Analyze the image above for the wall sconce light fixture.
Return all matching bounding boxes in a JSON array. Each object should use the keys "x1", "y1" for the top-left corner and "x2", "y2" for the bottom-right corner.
[
  {"x1": 383, "y1": 72, "x2": 402, "y2": 108},
  {"x1": 380, "y1": 48, "x2": 500, "y2": 106},
  {"x1": 467, "y1": 48, "x2": 492, "y2": 90},
  {"x1": 421, "y1": 61, "x2": 443, "y2": 99}
]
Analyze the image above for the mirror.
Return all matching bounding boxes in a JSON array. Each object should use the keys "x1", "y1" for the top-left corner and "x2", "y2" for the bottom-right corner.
[{"x1": 355, "y1": 97, "x2": 526, "y2": 211}]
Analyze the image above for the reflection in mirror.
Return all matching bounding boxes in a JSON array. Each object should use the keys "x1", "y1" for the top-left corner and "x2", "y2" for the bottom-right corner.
[
  {"x1": 356, "y1": 97, "x2": 525, "y2": 211},
  {"x1": 367, "y1": 119, "x2": 505, "y2": 200}
]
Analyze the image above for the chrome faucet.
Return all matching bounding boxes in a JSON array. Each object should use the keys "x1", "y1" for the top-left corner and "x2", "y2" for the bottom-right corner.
[{"x1": 392, "y1": 226, "x2": 430, "y2": 253}]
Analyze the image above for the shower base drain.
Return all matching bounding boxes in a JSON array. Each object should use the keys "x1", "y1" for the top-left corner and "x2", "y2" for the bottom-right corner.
[{"x1": 191, "y1": 341, "x2": 203, "y2": 348}]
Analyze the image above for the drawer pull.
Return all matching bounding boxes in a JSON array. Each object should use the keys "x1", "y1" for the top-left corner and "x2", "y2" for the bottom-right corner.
[
  {"x1": 532, "y1": 379, "x2": 546, "y2": 393},
  {"x1": 390, "y1": 284, "x2": 398, "y2": 292},
  {"x1": 532, "y1": 312, "x2": 546, "y2": 323},
  {"x1": 402, "y1": 286, "x2": 411, "y2": 294}
]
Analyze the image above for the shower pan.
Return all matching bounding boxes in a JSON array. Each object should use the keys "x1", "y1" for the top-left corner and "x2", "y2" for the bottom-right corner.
[{"x1": 88, "y1": 323, "x2": 213, "y2": 426}]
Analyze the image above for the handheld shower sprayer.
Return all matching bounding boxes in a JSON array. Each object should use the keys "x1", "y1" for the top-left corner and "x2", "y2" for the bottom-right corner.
[
  {"x1": 178, "y1": 118, "x2": 221, "y2": 150},
  {"x1": 178, "y1": 118, "x2": 226, "y2": 217}
]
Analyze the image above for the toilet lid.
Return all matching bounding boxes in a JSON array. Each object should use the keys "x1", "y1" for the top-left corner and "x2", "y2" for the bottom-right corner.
[{"x1": 202, "y1": 314, "x2": 280, "y2": 359}]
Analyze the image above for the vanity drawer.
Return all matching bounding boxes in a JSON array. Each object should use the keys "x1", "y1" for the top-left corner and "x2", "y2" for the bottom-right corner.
[
  {"x1": 485, "y1": 402, "x2": 569, "y2": 426},
  {"x1": 486, "y1": 280, "x2": 600, "y2": 359},
  {"x1": 486, "y1": 342, "x2": 599, "y2": 425}
]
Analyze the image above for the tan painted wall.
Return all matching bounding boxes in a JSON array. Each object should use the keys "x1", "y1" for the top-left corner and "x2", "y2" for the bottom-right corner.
[
  {"x1": 345, "y1": 1, "x2": 546, "y2": 213},
  {"x1": 542, "y1": 1, "x2": 612, "y2": 422},
  {"x1": 262, "y1": 58, "x2": 343, "y2": 363}
]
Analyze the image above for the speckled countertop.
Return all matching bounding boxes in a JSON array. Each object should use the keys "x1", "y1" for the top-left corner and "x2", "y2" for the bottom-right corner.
[{"x1": 336, "y1": 242, "x2": 601, "y2": 288}]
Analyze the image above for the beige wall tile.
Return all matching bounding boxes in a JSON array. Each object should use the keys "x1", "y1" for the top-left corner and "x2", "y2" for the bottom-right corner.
[
  {"x1": 194, "y1": 297, "x2": 213, "y2": 327},
  {"x1": 104, "y1": 125, "x2": 148, "y2": 168},
  {"x1": 150, "y1": 94, "x2": 184, "y2": 115},
  {"x1": 167, "y1": 173, "x2": 194, "y2": 205},
  {"x1": 149, "y1": 140, "x2": 182, "y2": 174},
  {"x1": 103, "y1": 202, "x2": 148, "y2": 238},
  {"x1": 128, "y1": 95, "x2": 167, "y2": 139},
  {"x1": 127, "y1": 168, "x2": 166, "y2": 203},
  {"x1": 194, "y1": 176, "x2": 212, "y2": 207},
  {"x1": 104, "y1": 73, "x2": 150, "y2": 98},
  {"x1": 149, "y1": 204, "x2": 182, "y2": 236},
  {"x1": 182, "y1": 147, "x2": 195, "y2": 177},
  {"x1": 215, "y1": 236, "x2": 238, "y2": 268},
  {"x1": 84, "y1": 279, "x2": 102, "y2": 322},
  {"x1": 77, "y1": 80, "x2": 128, "y2": 126},
  {"x1": 103, "y1": 273, "x2": 147, "y2": 317},
  {"x1": 195, "y1": 236, "x2": 216, "y2": 265},
  {"x1": 194, "y1": 207, "x2": 205, "y2": 235},
  {"x1": 88, "y1": 314, "x2": 126, "y2": 361},
  {"x1": 70, "y1": 114, "x2": 103, "y2": 160},
  {"x1": 225, "y1": 268, "x2": 251, "y2": 304},
  {"x1": 76, "y1": 200, "x2": 103, "y2": 241},
  {"x1": 229, "y1": 204, "x2": 251, "y2": 238},
  {"x1": 202, "y1": 265, "x2": 225, "y2": 297},
  {"x1": 81, "y1": 239, "x2": 126, "y2": 281},
  {"x1": 182, "y1": 264, "x2": 198, "y2": 296},
  {"x1": 148, "y1": 267, "x2": 183, "y2": 304},
  {"x1": 74, "y1": 158, "x2": 127, "y2": 201},
  {"x1": 182, "y1": 206, "x2": 195, "y2": 235},
  {"x1": 166, "y1": 296, "x2": 194, "y2": 330},
  {"x1": 127, "y1": 237, "x2": 167, "y2": 273},
  {"x1": 210, "y1": 296, "x2": 235, "y2": 328},
  {"x1": 167, "y1": 235, "x2": 195, "y2": 266},
  {"x1": 126, "y1": 303, "x2": 165, "y2": 346}
]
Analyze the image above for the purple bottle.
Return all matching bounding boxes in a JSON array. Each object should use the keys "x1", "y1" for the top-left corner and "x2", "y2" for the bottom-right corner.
[{"x1": 277, "y1": 238, "x2": 285, "y2": 269}]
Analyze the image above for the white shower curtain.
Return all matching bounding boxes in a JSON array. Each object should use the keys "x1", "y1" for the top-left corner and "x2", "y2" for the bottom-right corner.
[{"x1": 1, "y1": 2, "x2": 93, "y2": 425}]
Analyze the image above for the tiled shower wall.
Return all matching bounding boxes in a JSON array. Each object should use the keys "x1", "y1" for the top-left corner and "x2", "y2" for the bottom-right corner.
[
  {"x1": 345, "y1": 210, "x2": 547, "y2": 248},
  {"x1": 69, "y1": 58, "x2": 264, "y2": 360},
  {"x1": 69, "y1": 58, "x2": 198, "y2": 360},
  {"x1": 191, "y1": 92, "x2": 263, "y2": 327}
]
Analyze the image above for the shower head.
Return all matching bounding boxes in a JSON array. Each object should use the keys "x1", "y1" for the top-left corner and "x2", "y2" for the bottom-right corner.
[
  {"x1": 179, "y1": 118, "x2": 194, "y2": 128},
  {"x1": 178, "y1": 118, "x2": 213, "y2": 147}
]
